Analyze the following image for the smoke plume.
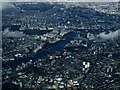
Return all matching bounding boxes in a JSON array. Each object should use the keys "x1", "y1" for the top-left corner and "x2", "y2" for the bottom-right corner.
[
  {"x1": 97, "y1": 29, "x2": 120, "y2": 40},
  {"x1": 3, "y1": 28, "x2": 25, "y2": 38}
]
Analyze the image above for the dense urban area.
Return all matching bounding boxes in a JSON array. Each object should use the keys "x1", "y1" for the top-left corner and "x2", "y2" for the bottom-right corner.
[{"x1": 2, "y1": 2, "x2": 120, "y2": 90}]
